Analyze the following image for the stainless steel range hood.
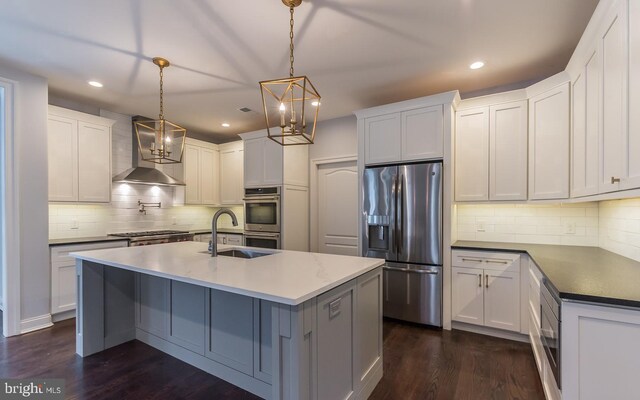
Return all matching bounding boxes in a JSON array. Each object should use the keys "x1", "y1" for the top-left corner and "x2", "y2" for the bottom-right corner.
[{"x1": 112, "y1": 116, "x2": 185, "y2": 186}]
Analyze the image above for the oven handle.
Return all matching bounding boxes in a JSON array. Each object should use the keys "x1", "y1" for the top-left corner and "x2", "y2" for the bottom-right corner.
[
  {"x1": 245, "y1": 232, "x2": 281, "y2": 238},
  {"x1": 243, "y1": 197, "x2": 280, "y2": 201}
]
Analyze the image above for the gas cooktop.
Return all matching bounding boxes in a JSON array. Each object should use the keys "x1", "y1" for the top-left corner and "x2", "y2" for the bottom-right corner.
[{"x1": 109, "y1": 230, "x2": 190, "y2": 238}]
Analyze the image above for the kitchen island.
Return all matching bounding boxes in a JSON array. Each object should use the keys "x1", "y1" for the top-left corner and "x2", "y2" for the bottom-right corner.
[{"x1": 71, "y1": 242, "x2": 384, "y2": 400}]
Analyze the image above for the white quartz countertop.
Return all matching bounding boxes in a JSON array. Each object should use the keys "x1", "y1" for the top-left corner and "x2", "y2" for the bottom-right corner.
[{"x1": 71, "y1": 242, "x2": 384, "y2": 305}]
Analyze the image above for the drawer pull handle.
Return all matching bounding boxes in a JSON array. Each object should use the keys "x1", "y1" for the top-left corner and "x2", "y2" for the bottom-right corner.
[
  {"x1": 611, "y1": 176, "x2": 621, "y2": 184},
  {"x1": 485, "y1": 260, "x2": 509, "y2": 265},
  {"x1": 329, "y1": 298, "x2": 341, "y2": 319},
  {"x1": 461, "y1": 257, "x2": 484, "y2": 263},
  {"x1": 478, "y1": 274, "x2": 482, "y2": 287},
  {"x1": 485, "y1": 274, "x2": 489, "y2": 288}
]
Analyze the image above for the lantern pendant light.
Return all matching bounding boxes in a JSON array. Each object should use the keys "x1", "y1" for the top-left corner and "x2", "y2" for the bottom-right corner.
[
  {"x1": 259, "y1": 0, "x2": 321, "y2": 146},
  {"x1": 134, "y1": 57, "x2": 187, "y2": 164}
]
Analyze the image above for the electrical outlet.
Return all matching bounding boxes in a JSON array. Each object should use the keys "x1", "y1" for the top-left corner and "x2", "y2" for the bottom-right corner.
[
  {"x1": 71, "y1": 219, "x2": 79, "y2": 230},
  {"x1": 564, "y1": 222, "x2": 576, "y2": 234},
  {"x1": 172, "y1": 217, "x2": 177, "y2": 226},
  {"x1": 476, "y1": 222, "x2": 486, "y2": 232}
]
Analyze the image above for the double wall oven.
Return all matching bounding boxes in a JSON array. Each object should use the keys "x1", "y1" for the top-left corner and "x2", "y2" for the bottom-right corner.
[{"x1": 244, "y1": 187, "x2": 281, "y2": 249}]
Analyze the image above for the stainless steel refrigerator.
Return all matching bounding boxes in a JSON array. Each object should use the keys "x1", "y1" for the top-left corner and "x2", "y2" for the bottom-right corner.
[{"x1": 362, "y1": 162, "x2": 442, "y2": 326}]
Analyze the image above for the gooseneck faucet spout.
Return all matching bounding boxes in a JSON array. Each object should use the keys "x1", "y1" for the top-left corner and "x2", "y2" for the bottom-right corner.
[{"x1": 211, "y1": 208, "x2": 239, "y2": 257}]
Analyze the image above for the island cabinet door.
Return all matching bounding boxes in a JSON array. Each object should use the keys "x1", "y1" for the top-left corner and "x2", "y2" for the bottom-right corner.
[
  {"x1": 167, "y1": 281, "x2": 206, "y2": 355},
  {"x1": 206, "y1": 289, "x2": 254, "y2": 376},
  {"x1": 253, "y1": 299, "x2": 273, "y2": 384},
  {"x1": 316, "y1": 281, "x2": 356, "y2": 400},
  {"x1": 136, "y1": 274, "x2": 169, "y2": 339}
]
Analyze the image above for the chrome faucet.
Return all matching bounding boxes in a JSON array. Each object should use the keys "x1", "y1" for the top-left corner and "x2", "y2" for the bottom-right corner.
[{"x1": 211, "y1": 208, "x2": 239, "y2": 257}]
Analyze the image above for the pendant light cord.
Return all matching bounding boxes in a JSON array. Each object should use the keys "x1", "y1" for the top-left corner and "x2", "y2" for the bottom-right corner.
[
  {"x1": 289, "y1": 5, "x2": 295, "y2": 78},
  {"x1": 159, "y1": 65, "x2": 164, "y2": 120}
]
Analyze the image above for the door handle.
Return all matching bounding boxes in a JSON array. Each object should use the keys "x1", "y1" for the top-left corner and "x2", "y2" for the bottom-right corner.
[
  {"x1": 383, "y1": 266, "x2": 439, "y2": 275},
  {"x1": 478, "y1": 273, "x2": 482, "y2": 287}
]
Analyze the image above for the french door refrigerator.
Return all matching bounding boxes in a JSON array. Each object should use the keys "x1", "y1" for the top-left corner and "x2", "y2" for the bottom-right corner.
[{"x1": 362, "y1": 162, "x2": 443, "y2": 326}]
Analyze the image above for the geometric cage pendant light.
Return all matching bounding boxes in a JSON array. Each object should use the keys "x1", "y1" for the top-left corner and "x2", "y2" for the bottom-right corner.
[
  {"x1": 259, "y1": 0, "x2": 321, "y2": 146},
  {"x1": 134, "y1": 57, "x2": 187, "y2": 163}
]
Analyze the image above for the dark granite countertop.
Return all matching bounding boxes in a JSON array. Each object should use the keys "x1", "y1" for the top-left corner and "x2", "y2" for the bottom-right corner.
[
  {"x1": 453, "y1": 241, "x2": 640, "y2": 308},
  {"x1": 191, "y1": 228, "x2": 244, "y2": 235},
  {"x1": 49, "y1": 236, "x2": 130, "y2": 246}
]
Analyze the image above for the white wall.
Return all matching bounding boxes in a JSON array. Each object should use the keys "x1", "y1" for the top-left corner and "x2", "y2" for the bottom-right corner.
[
  {"x1": 0, "y1": 63, "x2": 50, "y2": 323},
  {"x1": 599, "y1": 198, "x2": 640, "y2": 262},
  {"x1": 49, "y1": 110, "x2": 242, "y2": 239},
  {"x1": 308, "y1": 116, "x2": 357, "y2": 161},
  {"x1": 456, "y1": 203, "x2": 599, "y2": 246}
]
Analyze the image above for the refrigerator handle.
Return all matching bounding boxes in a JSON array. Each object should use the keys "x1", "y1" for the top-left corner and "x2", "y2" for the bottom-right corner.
[
  {"x1": 393, "y1": 174, "x2": 398, "y2": 255},
  {"x1": 398, "y1": 174, "x2": 403, "y2": 255}
]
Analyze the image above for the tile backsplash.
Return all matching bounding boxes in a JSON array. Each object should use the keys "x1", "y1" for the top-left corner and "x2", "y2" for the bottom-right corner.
[
  {"x1": 456, "y1": 203, "x2": 599, "y2": 246},
  {"x1": 599, "y1": 198, "x2": 640, "y2": 262},
  {"x1": 49, "y1": 109, "x2": 243, "y2": 239}
]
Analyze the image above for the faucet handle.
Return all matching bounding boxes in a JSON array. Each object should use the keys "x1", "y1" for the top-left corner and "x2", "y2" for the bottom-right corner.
[{"x1": 208, "y1": 240, "x2": 213, "y2": 252}]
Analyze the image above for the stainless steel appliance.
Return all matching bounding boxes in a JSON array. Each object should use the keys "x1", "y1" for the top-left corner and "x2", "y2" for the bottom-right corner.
[
  {"x1": 109, "y1": 230, "x2": 194, "y2": 246},
  {"x1": 362, "y1": 162, "x2": 443, "y2": 326},
  {"x1": 244, "y1": 187, "x2": 281, "y2": 233},
  {"x1": 244, "y1": 232, "x2": 281, "y2": 250},
  {"x1": 541, "y1": 279, "x2": 561, "y2": 389}
]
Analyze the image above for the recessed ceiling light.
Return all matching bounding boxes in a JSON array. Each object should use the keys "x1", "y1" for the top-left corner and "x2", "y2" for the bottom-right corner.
[
  {"x1": 469, "y1": 61, "x2": 485, "y2": 70},
  {"x1": 311, "y1": 101, "x2": 321, "y2": 106},
  {"x1": 221, "y1": 123, "x2": 230, "y2": 128},
  {"x1": 88, "y1": 80, "x2": 103, "y2": 88}
]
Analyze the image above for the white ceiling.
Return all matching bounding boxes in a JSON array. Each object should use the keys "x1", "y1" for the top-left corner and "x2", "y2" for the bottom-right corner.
[{"x1": 0, "y1": 0, "x2": 598, "y2": 142}]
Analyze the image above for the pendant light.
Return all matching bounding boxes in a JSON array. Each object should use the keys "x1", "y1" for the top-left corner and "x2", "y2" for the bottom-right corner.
[
  {"x1": 134, "y1": 57, "x2": 187, "y2": 164},
  {"x1": 259, "y1": 0, "x2": 321, "y2": 146}
]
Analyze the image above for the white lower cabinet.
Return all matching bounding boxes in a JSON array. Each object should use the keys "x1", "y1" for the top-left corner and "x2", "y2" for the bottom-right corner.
[
  {"x1": 452, "y1": 250, "x2": 521, "y2": 333},
  {"x1": 51, "y1": 241, "x2": 128, "y2": 317}
]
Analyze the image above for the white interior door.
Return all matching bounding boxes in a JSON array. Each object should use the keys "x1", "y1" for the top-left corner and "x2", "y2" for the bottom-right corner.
[{"x1": 316, "y1": 161, "x2": 358, "y2": 256}]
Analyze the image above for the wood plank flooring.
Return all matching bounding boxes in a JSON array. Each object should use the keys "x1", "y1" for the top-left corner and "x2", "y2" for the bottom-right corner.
[{"x1": 0, "y1": 313, "x2": 543, "y2": 399}]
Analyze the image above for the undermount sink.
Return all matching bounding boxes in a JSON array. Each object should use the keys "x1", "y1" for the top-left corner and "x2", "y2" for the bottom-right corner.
[{"x1": 216, "y1": 249, "x2": 274, "y2": 259}]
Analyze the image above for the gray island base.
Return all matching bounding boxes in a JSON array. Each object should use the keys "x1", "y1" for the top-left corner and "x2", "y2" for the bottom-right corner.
[{"x1": 74, "y1": 246, "x2": 383, "y2": 400}]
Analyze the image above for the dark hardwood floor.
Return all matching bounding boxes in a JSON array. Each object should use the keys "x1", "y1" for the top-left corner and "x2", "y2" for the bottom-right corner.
[{"x1": 0, "y1": 312, "x2": 543, "y2": 399}]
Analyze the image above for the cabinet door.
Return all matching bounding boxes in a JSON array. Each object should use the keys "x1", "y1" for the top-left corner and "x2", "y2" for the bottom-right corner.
[
  {"x1": 484, "y1": 270, "x2": 520, "y2": 332},
  {"x1": 51, "y1": 262, "x2": 76, "y2": 314},
  {"x1": 244, "y1": 137, "x2": 283, "y2": 187},
  {"x1": 206, "y1": 289, "x2": 254, "y2": 375},
  {"x1": 226, "y1": 234, "x2": 243, "y2": 246},
  {"x1": 48, "y1": 116, "x2": 78, "y2": 202},
  {"x1": 220, "y1": 146, "x2": 244, "y2": 204},
  {"x1": 184, "y1": 144, "x2": 201, "y2": 204},
  {"x1": 401, "y1": 105, "x2": 443, "y2": 161},
  {"x1": 364, "y1": 113, "x2": 402, "y2": 165},
  {"x1": 200, "y1": 147, "x2": 219, "y2": 205},
  {"x1": 168, "y1": 280, "x2": 206, "y2": 354},
  {"x1": 571, "y1": 48, "x2": 601, "y2": 198},
  {"x1": 137, "y1": 274, "x2": 169, "y2": 338},
  {"x1": 455, "y1": 108, "x2": 489, "y2": 201},
  {"x1": 600, "y1": 1, "x2": 627, "y2": 193},
  {"x1": 78, "y1": 122, "x2": 111, "y2": 202},
  {"x1": 489, "y1": 101, "x2": 528, "y2": 200},
  {"x1": 624, "y1": 0, "x2": 640, "y2": 190},
  {"x1": 528, "y1": 83, "x2": 570, "y2": 200},
  {"x1": 452, "y1": 267, "x2": 484, "y2": 325}
]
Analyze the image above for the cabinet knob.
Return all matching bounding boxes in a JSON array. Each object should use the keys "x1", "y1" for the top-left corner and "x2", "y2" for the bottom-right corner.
[{"x1": 611, "y1": 177, "x2": 621, "y2": 184}]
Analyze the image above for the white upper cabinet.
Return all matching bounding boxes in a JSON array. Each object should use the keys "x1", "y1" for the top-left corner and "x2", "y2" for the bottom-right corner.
[
  {"x1": 184, "y1": 144, "x2": 201, "y2": 204},
  {"x1": 623, "y1": 0, "x2": 640, "y2": 190},
  {"x1": 363, "y1": 106, "x2": 444, "y2": 165},
  {"x1": 243, "y1": 136, "x2": 283, "y2": 187},
  {"x1": 200, "y1": 147, "x2": 220, "y2": 205},
  {"x1": 401, "y1": 105, "x2": 444, "y2": 161},
  {"x1": 240, "y1": 131, "x2": 309, "y2": 188},
  {"x1": 528, "y1": 83, "x2": 570, "y2": 200},
  {"x1": 48, "y1": 106, "x2": 113, "y2": 203},
  {"x1": 571, "y1": 47, "x2": 601, "y2": 198},
  {"x1": 455, "y1": 107, "x2": 489, "y2": 201},
  {"x1": 180, "y1": 139, "x2": 221, "y2": 206},
  {"x1": 600, "y1": 0, "x2": 627, "y2": 193},
  {"x1": 364, "y1": 113, "x2": 402, "y2": 165},
  {"x1": 489, "y1": 101, "x2": 528, "y2": 201},
  {"x1": 219, "y1": 141, "x2": 244, "y2": 205}
]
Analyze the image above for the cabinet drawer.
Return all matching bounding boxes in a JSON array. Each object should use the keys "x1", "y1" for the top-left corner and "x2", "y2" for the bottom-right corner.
[
  {"x1": 452, "y1": 250, "x2": 520, "y2": 272},
  {"x1": 50, "y1": 241, "x2": 128, "y2": 263},
  {"x1": 529, "y1": 310, "x2": 543, "y2": 375}
]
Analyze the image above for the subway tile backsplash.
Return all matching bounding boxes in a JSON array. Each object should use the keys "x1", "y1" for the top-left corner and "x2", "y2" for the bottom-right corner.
[
  {"x1": 599, "y1": 198, "x2": 640, "y2": 263},
  {"x1": 49, "y1": 109, "x2": 243, "y2": 239},
  {"x1": 456, "y1": 203, "x2": 599, "y2": 246}
]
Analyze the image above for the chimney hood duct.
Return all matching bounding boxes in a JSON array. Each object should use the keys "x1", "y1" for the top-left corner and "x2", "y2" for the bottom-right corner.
[{"x1": 112, "y1": 116, "x2": 186, "y2": 186}]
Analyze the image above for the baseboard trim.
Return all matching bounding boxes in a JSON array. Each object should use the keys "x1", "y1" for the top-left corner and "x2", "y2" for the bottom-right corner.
[
  {"x1": 52, "y1": 310, "x2": 75, "y2": 323},
  {"x1": 452, "y1": 321, "x2": 529, "y2": 343},
  {"x1": 20, "y1": 314, "x2": 53, "y2": 334}
]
